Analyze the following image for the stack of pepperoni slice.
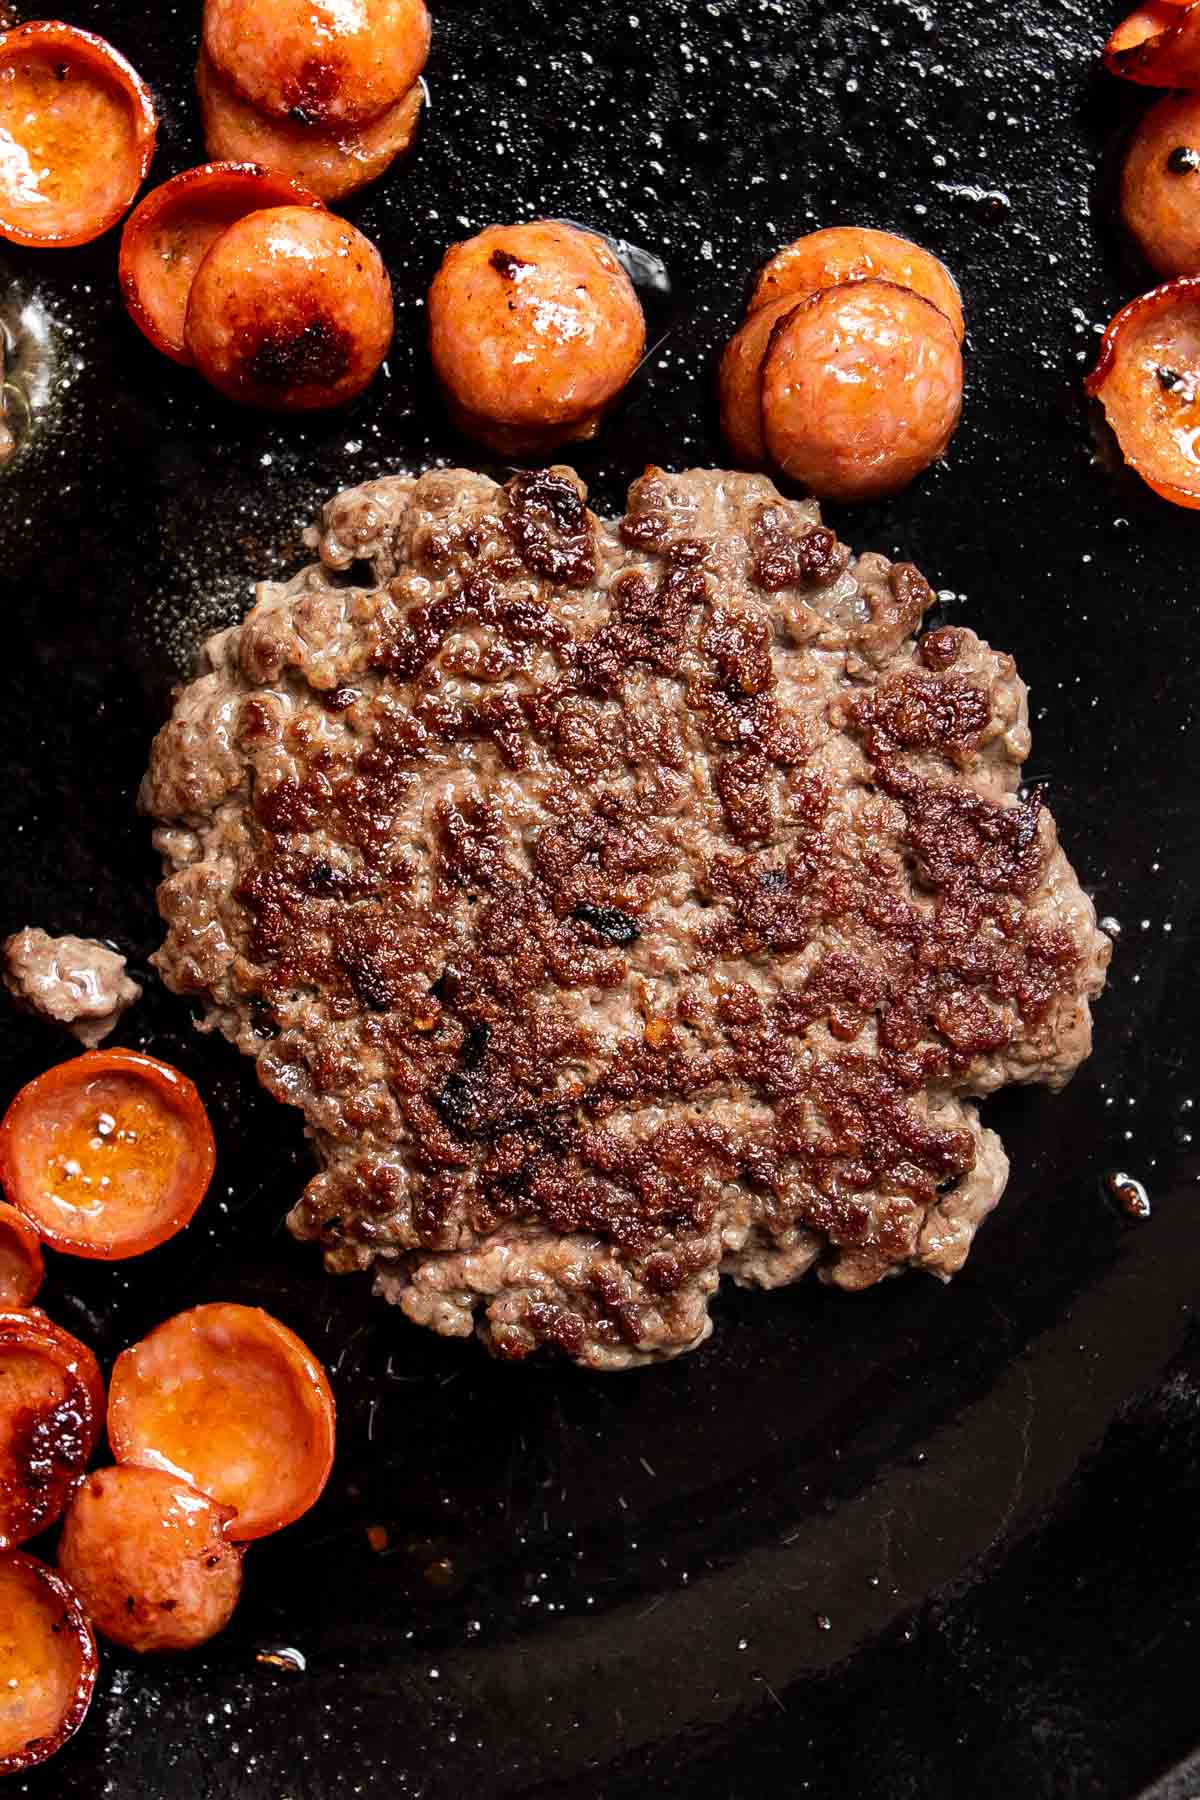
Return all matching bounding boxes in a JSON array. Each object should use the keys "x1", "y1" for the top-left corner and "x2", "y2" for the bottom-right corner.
[
  {"x1": 120, "y1": 167, "x2": 394, "y2": 411},
  {"x1": 197, "y1": 0, "x2": 432, "y2": 202},
  {"x1": 718, "y1": 226, "x2": 966, "y2": 504},
  {"x1": 0, "y1": 17, "x2": 399, "y2": 413}
]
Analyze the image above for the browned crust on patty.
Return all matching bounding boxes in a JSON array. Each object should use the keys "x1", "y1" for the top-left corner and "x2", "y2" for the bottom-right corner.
[{"x1": 141, "y1": 465, "x2": 1110, "y2": 1370}]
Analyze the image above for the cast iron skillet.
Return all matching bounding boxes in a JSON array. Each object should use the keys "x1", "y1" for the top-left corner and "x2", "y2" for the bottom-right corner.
[{"x1": 1, "y1": 1, "x2": 1198, "y2": 1795}]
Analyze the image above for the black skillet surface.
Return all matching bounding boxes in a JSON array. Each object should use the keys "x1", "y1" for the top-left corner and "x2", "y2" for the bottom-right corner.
[{"x1": 2, "y1": 1, "x2": 1199, "y2": 1795}]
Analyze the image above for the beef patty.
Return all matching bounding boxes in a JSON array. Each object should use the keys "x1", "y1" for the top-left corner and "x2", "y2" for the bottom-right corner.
[{"x1": 142, "y1": 466, "x2": 1110, "y2": 1370}]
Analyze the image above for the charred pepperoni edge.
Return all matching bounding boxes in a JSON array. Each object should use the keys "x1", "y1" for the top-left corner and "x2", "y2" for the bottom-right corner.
[
  {"x1": 1085, "y1": 274, "x2": 1200, "y2": 507},
  {"x1": 0, "y1": 1311, "x2": 105, "y2": 1548},
  {"x1": 119, "y1": 162, "x2": 325, "y2": 363},
  {"x1": 0, "y1": 1552, "x2": 98, "y2": 1777},
  {"x1": 1103, "y1": 1, "x2": 1200, "y2": 85},
  {"x1": 0, "y1": 1048, "x2": 217, "y2": 1259},
  {"x1": 0, "y1": 21, "x2": 158, "y2": 248}
]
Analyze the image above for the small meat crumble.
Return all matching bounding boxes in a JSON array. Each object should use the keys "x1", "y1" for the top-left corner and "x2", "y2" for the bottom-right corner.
[
  {"x1": 4, "y1": 928, "x2": 142, "y2": 1048},
  {"x1": 141, "y1": 466, "x2": 1110, "y2": 1370}
]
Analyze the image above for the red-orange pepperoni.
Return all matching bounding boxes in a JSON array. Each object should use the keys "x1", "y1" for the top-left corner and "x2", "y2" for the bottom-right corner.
[
  {"x1": 121, "y1": 162, "x2": 325, "y2": 364},
  {"x1": 58, "y1": 1464, "x2": 244, "y2": 1653},
  {"x1": 0, "y1": 1049, "x2": 215, "y2": 1261},
  {"x1": 108, "y1": 1303, "x2": 336, "y2": 1540},
  {"x1": 196, "y1": 49, "x2": 423, "y2": 203},
  {"x1": 1086, "y1": 276, "x2": 1200, "y2": 509},
  {"x1": 202, "y1": 0, "x2": 431, "y2": 128},
  {"x1": 0, "y1": 1311, "x2": 104, "y2": 1548},
  {"x1": 749, "y1": 226, "x2": 965, "y2": 343},
  {"x1": 1120, "y1": 92, "x2": 1200, "y2": 277},
  {"x1": 1104, "y1": 1, "x2": 1200, "y2": 86},
  {"x1": 0, "y1": 21, "x2": 156, "y2": 247},
  {"x1": 0, "y1": 1204, "x2": 42, "y2": 1310},
  {"x1": 184, "y1": 204, "x2": 394, "y2": 411},
  {"x1": 0, "y1": 1552, "x2": 97, "y2": 1776},
  {"x1": 761, "y1": 280, "x2": 963, "y2": 502},
  {"x1": 428, "y1": 220, "x2": 647, "y2": 454}
]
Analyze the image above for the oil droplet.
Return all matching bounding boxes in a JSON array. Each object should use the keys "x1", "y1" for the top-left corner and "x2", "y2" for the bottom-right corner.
[{"x1": 1105, "y1": 1170, "x2": 1151, "y2": 1219}]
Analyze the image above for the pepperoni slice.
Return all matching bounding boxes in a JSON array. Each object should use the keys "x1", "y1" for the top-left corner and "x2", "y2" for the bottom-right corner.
[
  {"x1": 1103, "y1": 2, "x2": 1200, "y2": 86},
  {"x1": 0, "y1": 1049, "x2": 216, "y2": 1261},
  {"x1": 0, "y1": 1553, "x2": 97, "y2": 1776},
  {"x1": 1086, "y1": 276, "x2": 1200, "y2": 508},
  {"x1": 202, "y1": 0, "x2": 431, "y2": 129},
  {"x1": 58, "y1": 1464, "x2": 243, "y2": 1653},
  {"x1": 120, "y1": 162, "x2": 324, "y2": 364},
  {"x1": 0, "y1": 1311, "x2": 104, "y2": 1548},
  {"x1": 0, "y1": 21, "x2": 157, "y2": 248},
  {"x1": 760, "y1": 279, "x2": 964, "y2": 502},
  {"x1": 748, "y1": 226, "x2": 965, "y2": 344},
  {"x1": 1119, "y1": 92, "x2": 1200, "y2": 277},
  {"x1": 196, "y1": 50, "x2": 424, "y2": 203},
  {"x1": 184, "y1": 204, "x2": 394, "y2": 411},
  {"x1": 0, "y1": 1204, "x2": 42, "y2": 1310},
  {"x1": 108, "y1": 1304, "x2": 336, "y2": 1541},
  {"x1": 427, "y1": 220, "x2": 647, "y2": 454}
]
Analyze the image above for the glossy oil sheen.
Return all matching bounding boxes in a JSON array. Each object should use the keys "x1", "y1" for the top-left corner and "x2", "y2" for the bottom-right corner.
[{"x1": 0, "y1": 1, "x2": 1197, "y2": 1796}]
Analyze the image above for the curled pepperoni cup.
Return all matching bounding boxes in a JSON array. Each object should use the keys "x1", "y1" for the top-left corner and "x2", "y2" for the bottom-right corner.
[
  {"x1": 1120, "y1": 93, "x2": 1200, "y2": 277},
  {"x1": 719, "y1": 295, "x2": 805, "y2": 467},
  {"x1": 1103, "y1": 2, "x2": 1200, "y2": 86},
  {"x1": 196, "y1": 50, "x2": 424, "y2": 202},
  {"x1": 202, "y1": 0, "x2": 431, "y2": 129},
  {"x1": 1086, "y1": 277, "x2": 1200, "y2": 508},
  {"x1": 0, "y1": 1311, "x2": 104, "y2": 1548},
  {"x1": 749, "y1": 226, "x2": 965, "y2": 344},
  {"x1": 184, "y1": 205, "x2": 394, "y2": 411},
  {"x1": 761, "y1": 279, "x2": 964, "y2": 503},
  {"x1": 120, "y1": 162, "x2": 324, "y2": 364},
  {"x1": 0, "y1": 21, "x2": 156, "y2": 248},
  {"x1": 108, "y1": 1304, "x2": 336, "y2": 1541},
  {"x1": 428, "y1": 220, "x2": 647, "y2": 455},
  {"x1": 0, "y1": 1203, "x2": 42, "y2": 1309},
  {"x1": 0, "y1": 1553, "x2": 97, "y2": 1775},
  {"x1": 58, "y1": 1465, "x2": 243, "y2": 1653},
  {"x1": 0, "y1": 1049, "x2": 215, "y2": 1260}
]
